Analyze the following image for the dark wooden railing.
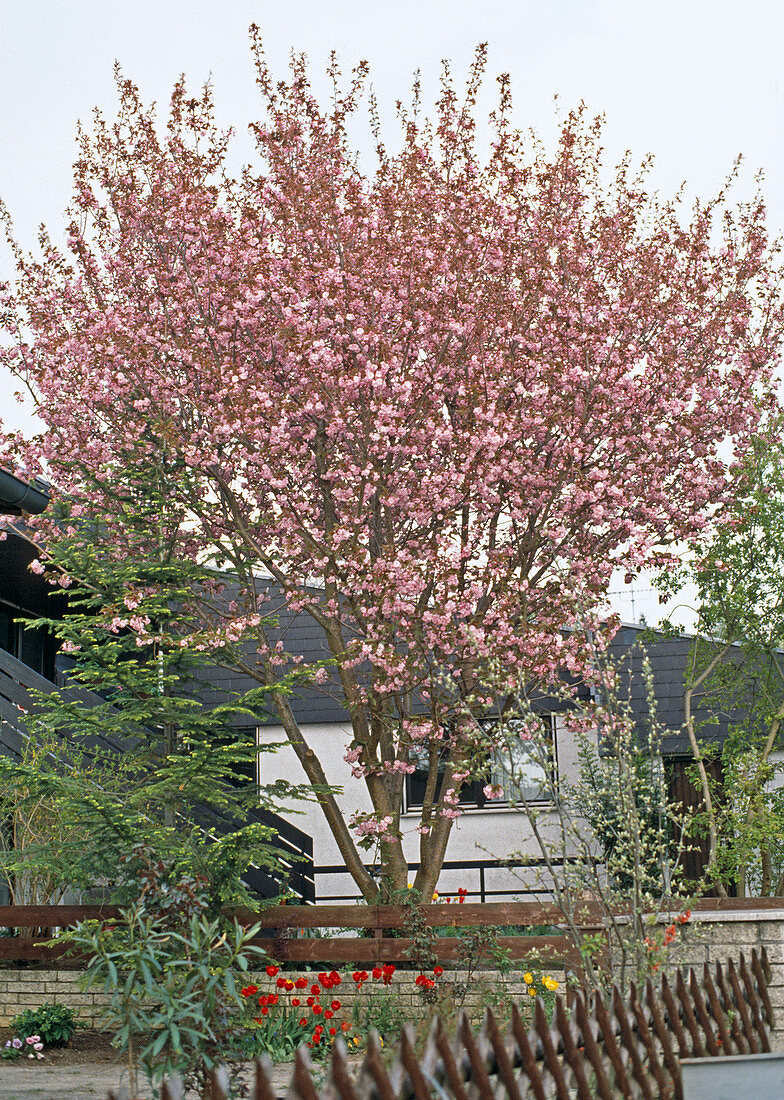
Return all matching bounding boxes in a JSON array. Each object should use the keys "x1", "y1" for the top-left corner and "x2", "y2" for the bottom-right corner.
[
  {"x1": 0, "y1": 900, "x2": 601, "y2": 966},
  {"x1": 110, "y1": 947, "x2": 773, "y2": 1100},
  {"x1": 0, "y1": 645, "x2": 120, "y2": 759},
  {"x1": 7, "y1": 897, "x2": 784, "y2": 966},
  {"x1": 6, "y1": 897, "x2": 784, "y2": 966}
]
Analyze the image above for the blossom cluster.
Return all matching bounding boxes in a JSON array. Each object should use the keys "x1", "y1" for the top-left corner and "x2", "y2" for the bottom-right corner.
[
  {"x1": 643, "y1": 910, "x2": 692, "y2": 972},
  {"x1": 3, "y1": 37, "x2": 780, "y2": 898},
  {"x1": 523, "y1": 972, "x2": 560, "y2": 997},
  {"x1": 2, "y1": 1035, "x2": 44, "y2": 1061},
  {"x1": 349, "y1": 811, "x2": 396, "y2": 847},
  {"x1": 414, "y1": 965, "x2": 444, "y2": 990}
]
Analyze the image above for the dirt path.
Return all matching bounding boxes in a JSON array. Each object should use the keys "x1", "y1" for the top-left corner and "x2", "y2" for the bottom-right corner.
[
  {"x1": 0, "y1": 1060, "x2": 156, "y2": 1099},
  {"x1": 0, "y1": 1060, "x2": 296, "y2": 1099}
]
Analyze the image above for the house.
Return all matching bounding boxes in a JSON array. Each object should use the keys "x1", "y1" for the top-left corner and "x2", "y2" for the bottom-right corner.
[
  {"x1": 0, "y1": 469, "x2": 750, "y2": 905},
  {"x1": 200, "y1": 589, "x2": 745, "y2": 903},
  {"x1": 0, "y1": 472, "x2": 58, "y2": 748}
]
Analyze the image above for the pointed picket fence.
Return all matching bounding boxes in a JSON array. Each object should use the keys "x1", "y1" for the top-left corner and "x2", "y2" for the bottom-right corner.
[{"x1": 117, "y1": 947, "x2": 772, "y2": 1100}]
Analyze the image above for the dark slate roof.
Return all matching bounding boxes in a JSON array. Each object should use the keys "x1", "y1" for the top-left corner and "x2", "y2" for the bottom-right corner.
[
  {"x1": 605, "y1": 626, "x2": 749, "y2": 754},
  {"x1": 195, "y1": 581, "x2": 354, "y2": 726},
  {"x1": 0, "y1": 528, "x2": 750, "y2": 757},
  {"x1": 198, "y1": 584, "x2": 744, "y2": 753}
]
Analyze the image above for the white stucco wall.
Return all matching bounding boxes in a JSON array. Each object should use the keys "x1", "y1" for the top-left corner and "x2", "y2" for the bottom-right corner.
[{"x1": 258, "y1": 715, "x2": 589, "y2": 902}]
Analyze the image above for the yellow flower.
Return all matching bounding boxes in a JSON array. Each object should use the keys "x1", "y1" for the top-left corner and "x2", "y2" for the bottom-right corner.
[
  {"x1": 543, "y1": 977, "x2": 559, "y2": 992},
  {"x1": 528, "y1": 987, "x2": 537, "y2": 997},
  {"x1": 407, "y1": 883, "x2": 413, "y2": 889},
  {"x1": 432, "y1": 891, "x2": 439, "y2": 900},
  {"x1": 352, "y1": 1036, "x2": 361, "y2": 1046},
  {"x1": 523, "y1": 972, "x2": 533, "y2": 984}
]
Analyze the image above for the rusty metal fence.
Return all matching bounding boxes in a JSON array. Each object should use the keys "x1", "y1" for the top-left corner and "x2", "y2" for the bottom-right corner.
[{"x1": 125, "y1": 947, "x2": 772, "y2": 1100}]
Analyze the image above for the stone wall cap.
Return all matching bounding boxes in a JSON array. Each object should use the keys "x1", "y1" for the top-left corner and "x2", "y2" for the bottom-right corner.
[{"x1": 686, "y1": 910, "x2": 784, "y2": 924}]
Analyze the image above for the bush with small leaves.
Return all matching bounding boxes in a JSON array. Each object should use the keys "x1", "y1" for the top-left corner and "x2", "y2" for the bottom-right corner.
[{"x1": 12, "y1": 1004, "x2": 78, "y2": 1048}]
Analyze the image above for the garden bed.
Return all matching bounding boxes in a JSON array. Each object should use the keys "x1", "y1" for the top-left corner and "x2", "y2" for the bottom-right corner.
[{"x1": 0, "y1": 1025, "x2": 118, "y2": 1067}]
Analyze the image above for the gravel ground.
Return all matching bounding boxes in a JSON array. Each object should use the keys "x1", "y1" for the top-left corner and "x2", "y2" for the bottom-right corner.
[
  {"x1": 0, "y1": 1061, "x2": 156, "y2": 1099},
  {"x1": 0, "y1": 1060, "x2": 298, "y2": 1099}
]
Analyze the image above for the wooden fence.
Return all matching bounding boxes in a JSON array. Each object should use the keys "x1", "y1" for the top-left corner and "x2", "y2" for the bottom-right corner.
[
  {"x1": 6, "y1": 896, "x2": 784, "y2": 966},
  {"x1": 0, "y1": 899, "x2": 604, "y2": 966},
  {"x1": 120, "y1": 947, "x2": 773, "y2": 1100}
]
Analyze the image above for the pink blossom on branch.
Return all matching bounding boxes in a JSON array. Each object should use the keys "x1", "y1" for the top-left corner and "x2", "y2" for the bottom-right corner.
[{"x1": 1, "y1": 38, "x2": 781, "y2": 901}]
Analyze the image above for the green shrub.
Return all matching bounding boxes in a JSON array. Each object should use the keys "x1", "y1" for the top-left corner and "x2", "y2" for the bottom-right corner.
[
  {"x1": 60, "y1": 845, "x2": 268, "y2": 1098},
  {"x1": 12, "y1": 1004, "x2": 78, "y2": 1048}
]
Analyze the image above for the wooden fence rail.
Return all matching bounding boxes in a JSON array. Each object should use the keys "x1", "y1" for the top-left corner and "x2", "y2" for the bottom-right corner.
[
  {"x1": 121, "y1": 946, "x2": 772, "y2": 1100},
  {"x1": 5, "y1": 897, "x2": 784, "y2": 966},
  {"x1": 0, "y1": 901, "x2": 604, "y2": 966}
]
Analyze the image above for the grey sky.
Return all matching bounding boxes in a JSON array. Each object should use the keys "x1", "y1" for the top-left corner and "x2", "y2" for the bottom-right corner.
[{"x1": 1, "y1": 0, "x2": 781, "y2": 624}]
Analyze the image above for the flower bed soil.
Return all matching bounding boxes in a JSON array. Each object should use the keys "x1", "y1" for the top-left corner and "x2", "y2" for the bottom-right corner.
[{"x1": 0, "y1": 1025, "x2": 119, "y2": 1066}]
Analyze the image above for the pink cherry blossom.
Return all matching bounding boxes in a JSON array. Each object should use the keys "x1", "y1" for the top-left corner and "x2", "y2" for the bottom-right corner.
[{"x1": 1, "y1": 39, "x2": 781, "y2": 902}]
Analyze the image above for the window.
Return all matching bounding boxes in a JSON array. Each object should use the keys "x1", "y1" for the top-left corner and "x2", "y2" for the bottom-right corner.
[
  {"x1": 0, "y1": 602, "x2": 53, "y2": 678},
  {"x1": 486, "y1": 715, "x2": 556, "y2": 802},
  {"x1": 403, "y1": 714, "x2": 556, "y2": 811}
]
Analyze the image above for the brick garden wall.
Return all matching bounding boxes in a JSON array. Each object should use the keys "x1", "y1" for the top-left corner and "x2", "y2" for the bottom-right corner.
[
  {"x1": 1, "y1": 909, "x2": 782, "y2": 1045},
  {"x1": 0, "y1": 968, "x2": 105, "y2": 1028},
  {"x1": 0, "y1": 966, "x2": 565, "y2": 1029}
]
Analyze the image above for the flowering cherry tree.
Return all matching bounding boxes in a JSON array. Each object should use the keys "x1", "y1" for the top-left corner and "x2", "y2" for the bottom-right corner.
[{"x1": 1, "y1": 36, "x2": 781, "y2": 901}]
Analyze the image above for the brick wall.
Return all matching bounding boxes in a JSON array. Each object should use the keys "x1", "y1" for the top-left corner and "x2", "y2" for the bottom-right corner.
[
  {"x1": 0, "y1": 969, "x2": 110, "y2": 1027},
  {"x1": 1, "y1": 910, "x2": 782, "y2": 1044},
  {"x1": 0, "y1": 966, "x2": 565, "y2": 1029}
]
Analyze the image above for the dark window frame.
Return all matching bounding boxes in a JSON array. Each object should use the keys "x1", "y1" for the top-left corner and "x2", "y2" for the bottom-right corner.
[
  {"x1": 0, "y1": 600, "x2": 55, "y2": 680},
  {"x1": 403, "y1": 713, "x2": 557, "y2": 813}
]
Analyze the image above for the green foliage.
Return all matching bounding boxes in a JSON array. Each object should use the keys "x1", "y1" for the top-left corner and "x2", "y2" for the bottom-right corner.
[
  {"x1": 694, "y1": 428, "x2": 784, "y2": 647},
  {"x1": 397, "y1": 886, "x2": 440, "y2": 972},
  {"x1": 659, "y1": 421, "x2": 784, "y2": 896},
  {"x1": 75, "y1": 907, "x2": 264, "y2": 1094},
  {"x1": 687, "y1": 735, "x2": 784, "y2": 897},
  {"x1": 519, "y1": 968, "x2": 560, "y2": 1020},
  {"x1": 484, "y1": 650, "x2": 696, "y2": 993},
  {"x1": 0, "y1": 742, "x2": 301, "y2": 908},
  {"x1": 577, "y1": 737, "x2": 674, "y2": 895},
  {"x1": 11, "y1": 1004, "x2": 78, "y2": 1048},
  {"x1": 571, "y1": 648, "x2": 690, "y2": 908},
  {"x1": 0, "y1": 725, "x2": 120, "y2": 905},
  {"x1": 111, "y1": 821, "x2": 296, "y2": 915},
  {"x1": 0, "y1": 470, "x2": 316, "y2": 906},
  {"x1": 239, "y1": 1002, "x2": 315, "y2": 1062},
  {"x1": 350, "y1": 987, "x2": 408, "y2": 1045},
  {"x1": 445, "y1": 925, "x2": 512, "y2": 1017},
  {"x1": 24, "y1": 543, "x2": 296, "y2": 823},
  {"x1": 60, "y1": 844, "x2": 267, "y2": 1096},
  {"x1": 394, "y1": 885, "x2": 514, "y2": 1021},
  {"x1": 453, "y1": 923, "x2": 511, "y2": 977}
]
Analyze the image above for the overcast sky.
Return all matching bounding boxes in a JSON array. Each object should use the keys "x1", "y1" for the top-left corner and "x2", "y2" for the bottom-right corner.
[{"x1": 1, "y1": 0, "x2": 781, "y2": 625}]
